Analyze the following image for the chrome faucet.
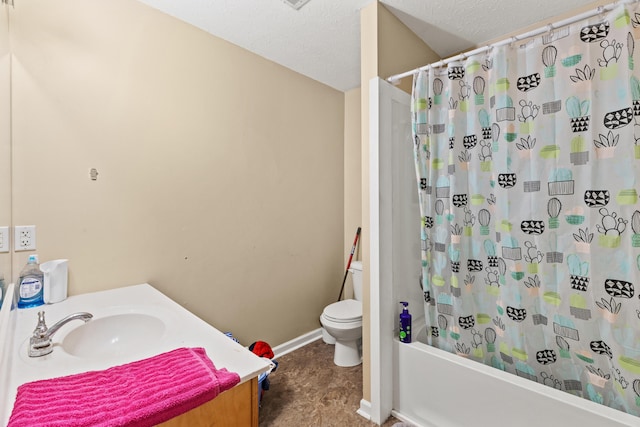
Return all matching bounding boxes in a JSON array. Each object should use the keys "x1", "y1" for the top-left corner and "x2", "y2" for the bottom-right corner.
[{"x1": 29, "y1": 311, "x2": 93, "y2": 357}]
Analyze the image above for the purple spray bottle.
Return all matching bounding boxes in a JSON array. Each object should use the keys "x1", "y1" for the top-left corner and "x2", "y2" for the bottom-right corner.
[{"x1": 399, "y1": 302, "x2": 411, "y2": 343}]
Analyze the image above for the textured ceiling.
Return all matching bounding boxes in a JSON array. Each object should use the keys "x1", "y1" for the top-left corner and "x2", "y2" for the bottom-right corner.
[{"x1": 136, "y1": 0, "x2": 598, "y2": 92}]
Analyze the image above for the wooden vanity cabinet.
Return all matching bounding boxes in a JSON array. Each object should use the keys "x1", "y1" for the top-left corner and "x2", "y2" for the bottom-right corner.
[{"x1": 158, "y1": 377, "x2": 259, "y2": 427}]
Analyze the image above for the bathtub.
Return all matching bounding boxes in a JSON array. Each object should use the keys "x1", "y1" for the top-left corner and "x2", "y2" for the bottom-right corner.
[{"x1": 391, "y1": 324, "x2": 639, "y2": 427}]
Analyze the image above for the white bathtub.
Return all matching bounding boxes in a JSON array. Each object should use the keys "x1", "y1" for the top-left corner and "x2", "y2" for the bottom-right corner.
[{"x1": 391, "y1": 324, "x2": 640, "y2": 427}]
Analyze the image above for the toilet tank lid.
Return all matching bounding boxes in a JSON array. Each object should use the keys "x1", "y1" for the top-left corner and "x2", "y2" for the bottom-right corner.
[
  {"x1": 349, "y1": 261, "x2": 362, "y2": 272},
  {"x1": 323, "y1": 299, "x2": 362, "y2": 320}
]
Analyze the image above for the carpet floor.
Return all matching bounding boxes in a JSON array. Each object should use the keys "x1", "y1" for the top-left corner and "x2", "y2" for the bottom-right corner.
[{"x1": 258, "y1": 338, "x2": 402, "y2": 426}]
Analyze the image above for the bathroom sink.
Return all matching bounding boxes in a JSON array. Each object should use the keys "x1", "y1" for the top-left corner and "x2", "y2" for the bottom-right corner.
[
  {"x1": 61, "y1": 313, "x2": 166, "y2": 358},
  {"x1": 4, "y1": 284, "x2": 275, "y2": 427}
]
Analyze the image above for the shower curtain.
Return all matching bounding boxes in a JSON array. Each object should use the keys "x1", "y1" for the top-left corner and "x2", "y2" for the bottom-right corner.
[{"x1": 411, "y1": 2, "x2": 640, "y2": 415}]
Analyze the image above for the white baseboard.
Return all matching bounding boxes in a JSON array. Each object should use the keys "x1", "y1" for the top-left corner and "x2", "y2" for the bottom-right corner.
[
  {"x1": 272, "y1": 328, "x2": 322, "y2": 359},
  {"x1": 390, "y1": 409, "x2": 432, "y2": 427},
  {"x1": 357, "y1": 399, "x2": 372, "y2": 420}
]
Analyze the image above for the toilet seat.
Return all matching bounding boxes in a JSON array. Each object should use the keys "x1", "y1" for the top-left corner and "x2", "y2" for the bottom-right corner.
[{"x1": 322, "y1": 299, "x2": 362, "y2": 323}]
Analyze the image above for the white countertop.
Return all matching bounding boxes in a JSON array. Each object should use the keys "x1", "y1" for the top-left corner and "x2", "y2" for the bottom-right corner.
[{"x1": 0, "y1": 283, "x2": 273, "y2": 426}]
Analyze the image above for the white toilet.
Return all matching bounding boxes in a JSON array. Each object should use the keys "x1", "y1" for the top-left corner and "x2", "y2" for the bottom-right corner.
[{"x1": 320, "y1": 261, "x2": 363, "y2": 367}]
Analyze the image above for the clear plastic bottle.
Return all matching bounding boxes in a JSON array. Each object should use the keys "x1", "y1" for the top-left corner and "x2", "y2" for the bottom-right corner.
[{"x1": 17, "y1": 254, "x2": 44, "y2": 309}]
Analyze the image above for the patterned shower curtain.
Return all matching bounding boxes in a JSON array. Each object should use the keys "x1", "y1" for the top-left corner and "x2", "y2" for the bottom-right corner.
[{"x1": 411, "y1": 2, "x2": 640, "y2": 415}]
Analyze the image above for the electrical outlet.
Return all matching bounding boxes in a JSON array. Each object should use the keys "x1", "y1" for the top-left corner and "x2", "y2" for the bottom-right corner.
[
  {"x1": 0, "y1": 226, "x2": 8, "y2": 252},
  {"x1": 15, "y1": 225, "x2": 36, "y2": 251}
]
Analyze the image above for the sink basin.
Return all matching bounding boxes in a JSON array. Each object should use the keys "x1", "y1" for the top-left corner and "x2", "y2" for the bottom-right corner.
[{"x1": 61, "y1": 313, "x2": 166, "y2": 358}]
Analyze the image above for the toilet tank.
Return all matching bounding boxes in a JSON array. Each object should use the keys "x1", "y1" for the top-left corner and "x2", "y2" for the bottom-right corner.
[{"x1": 349, "y1": 261, "x2": 363, "y2": 301}]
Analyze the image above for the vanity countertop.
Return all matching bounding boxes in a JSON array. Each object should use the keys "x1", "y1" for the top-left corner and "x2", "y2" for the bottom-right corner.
[{"x1": 0, "y1": 283, "x2": 273, "y2": 425}]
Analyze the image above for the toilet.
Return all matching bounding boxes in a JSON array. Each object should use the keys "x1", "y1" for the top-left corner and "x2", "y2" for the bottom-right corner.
[{"x1": 320, "y1": 261, "x2": 363, "y2": 367}]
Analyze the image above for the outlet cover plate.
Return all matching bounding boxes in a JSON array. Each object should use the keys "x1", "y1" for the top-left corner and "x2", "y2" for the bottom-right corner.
[
  {"x1": 0, "y1": 226, "x2": 8, "y2": 252},
  {"x1": 15, "y1": 225, "x2": 36, "y2": 251}
]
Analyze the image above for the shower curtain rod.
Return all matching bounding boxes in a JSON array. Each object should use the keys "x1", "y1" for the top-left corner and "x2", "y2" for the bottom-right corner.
[{"x1": 387, "y1": 0, "x2": 639, "y2": 83}]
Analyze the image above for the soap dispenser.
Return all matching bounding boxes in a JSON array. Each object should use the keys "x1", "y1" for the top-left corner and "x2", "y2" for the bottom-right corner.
[{"x1": 399, "y1": 301, "x2": 412, "y2": 343}]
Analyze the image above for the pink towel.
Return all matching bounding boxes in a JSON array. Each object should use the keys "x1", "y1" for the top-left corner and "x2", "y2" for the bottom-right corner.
[{"x1": 8, "y1": 347, "x2": 240, "y2": 427}]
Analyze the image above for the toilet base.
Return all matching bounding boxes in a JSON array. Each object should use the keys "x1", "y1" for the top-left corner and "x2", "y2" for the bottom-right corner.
[
  {"x1": 334, "y1": 339, "x2": 361, "y2": 367},
  {"x1": 322, "y1": 327, "x2": 336, "y2": 345}
]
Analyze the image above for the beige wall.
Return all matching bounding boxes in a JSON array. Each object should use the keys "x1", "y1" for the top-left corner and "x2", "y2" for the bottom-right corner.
[
  {"x1": 483, "y1": 0, "x2": 610, "y2": 47},
  {"x1": 0, "y1": 7, "x2": 10, "y2": 285},
  {"x1": 360, "y1": 1, "x2": 438, "y2": 403},
  {"x1": 343, "y1": 87, "x2": 361, "y2": 300},
  {"x1": 360, "y1": 3, "x2": 376, "y2": 403},
  {"x1": 7, "y1": 0, "x2": 345, "y2": 347}
]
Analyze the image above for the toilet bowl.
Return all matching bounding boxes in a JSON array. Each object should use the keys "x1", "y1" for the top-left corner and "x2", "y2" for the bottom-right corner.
[{"x1": 320, "y1": 261, "x2": 363, "y2": 367}]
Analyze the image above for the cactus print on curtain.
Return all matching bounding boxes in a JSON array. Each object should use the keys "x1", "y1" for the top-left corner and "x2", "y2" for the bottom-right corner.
[{"x1": 411, "y1": 3, "x2": 640, "y2": 416}]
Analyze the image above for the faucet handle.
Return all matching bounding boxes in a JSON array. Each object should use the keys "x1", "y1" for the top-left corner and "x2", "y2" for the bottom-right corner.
[{"x1": 33, "y1": 311, "x2": 48, "y2": 338}]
